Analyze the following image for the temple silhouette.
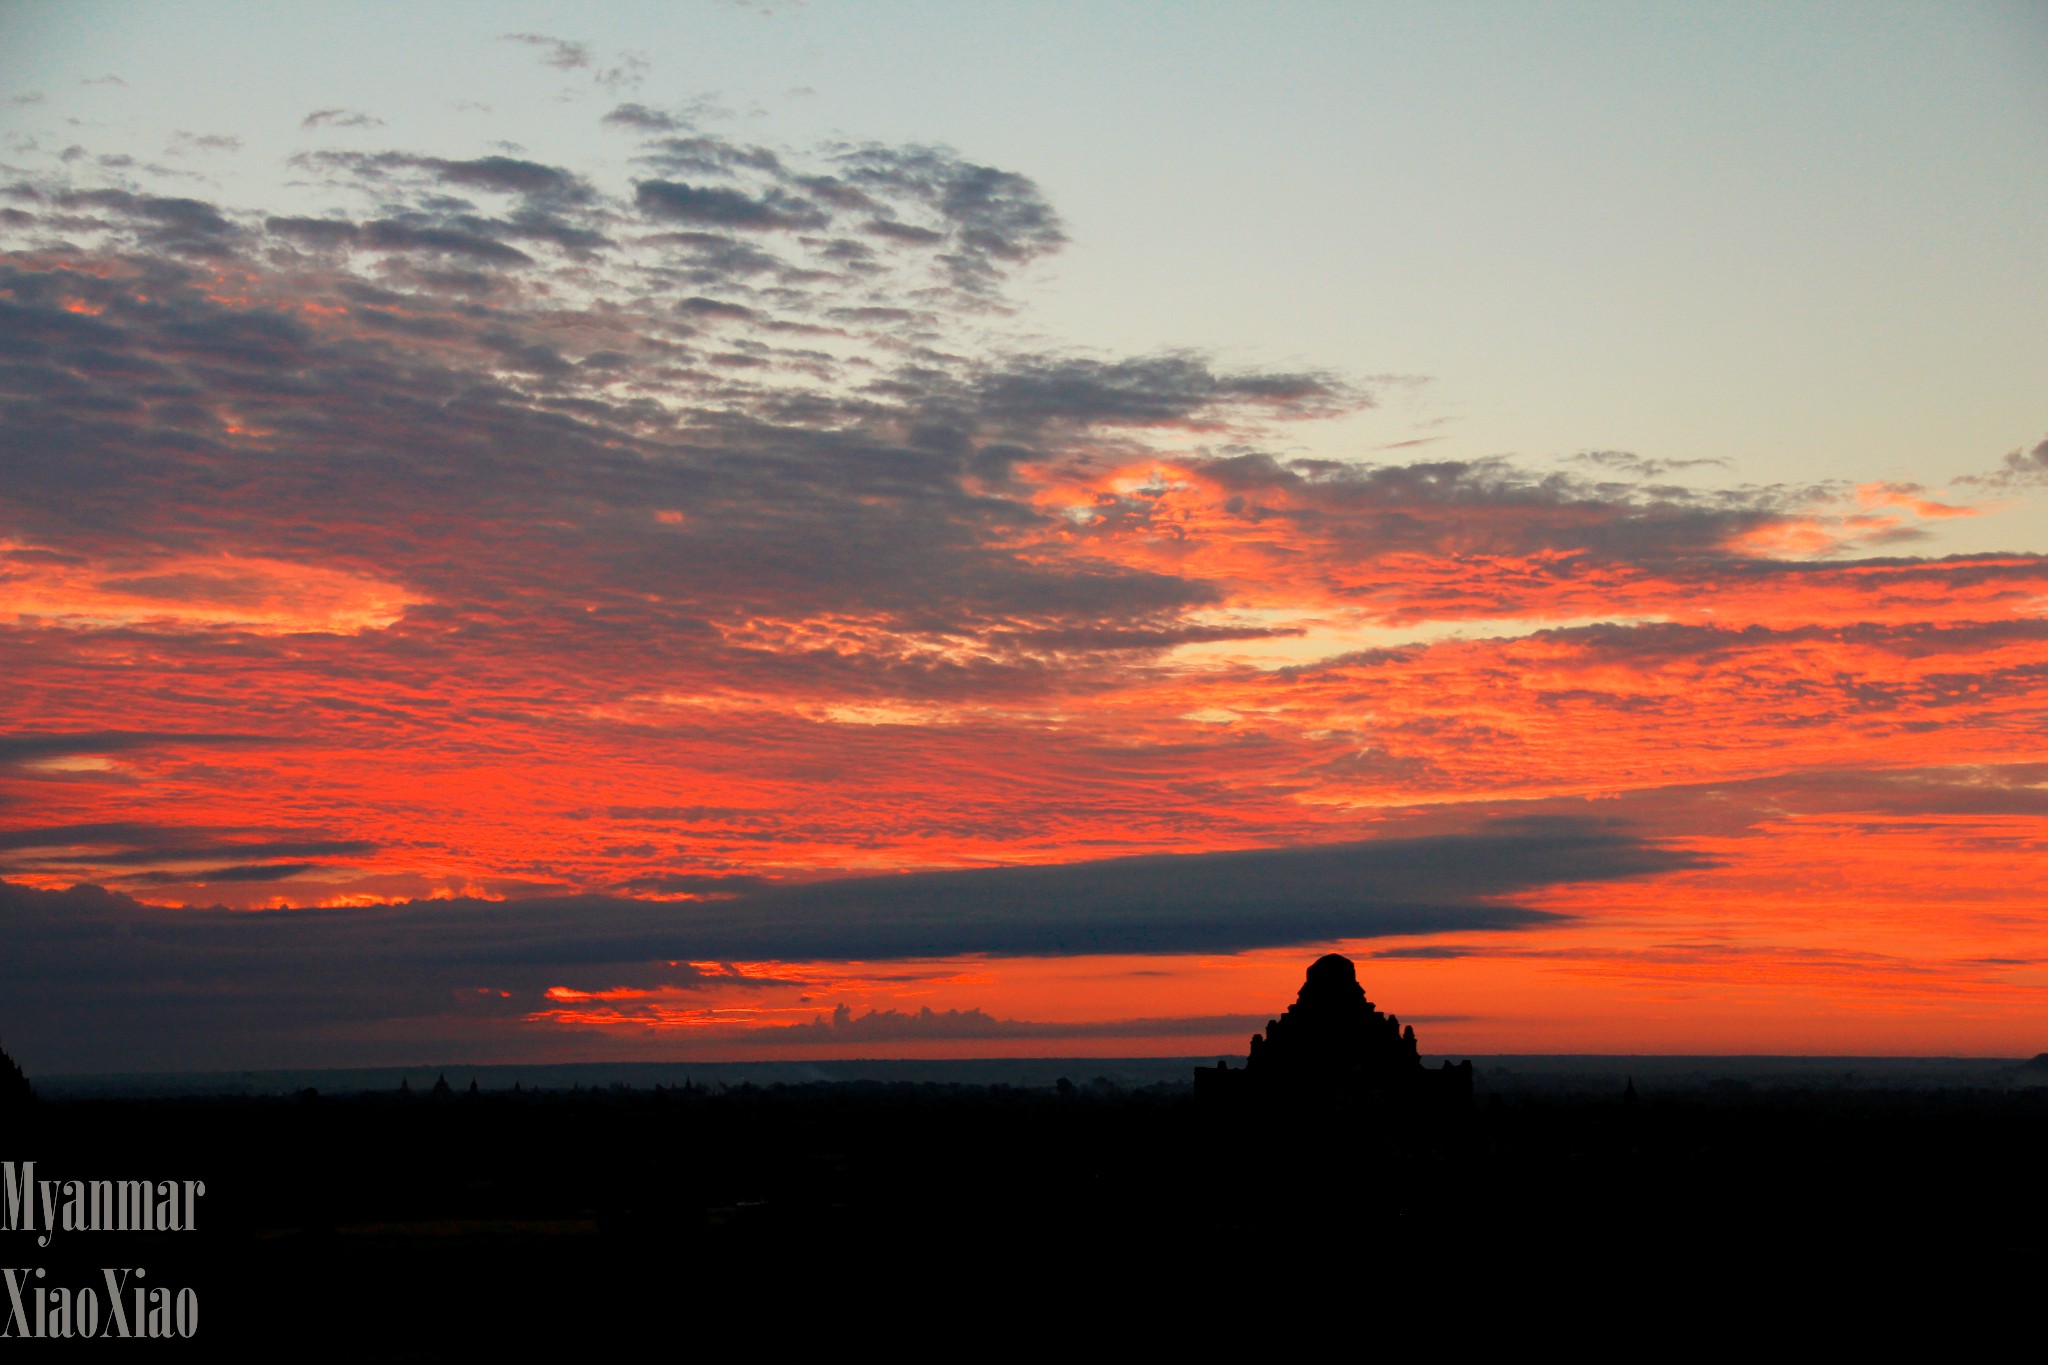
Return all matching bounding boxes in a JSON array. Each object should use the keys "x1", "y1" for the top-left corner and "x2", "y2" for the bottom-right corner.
[{"x1": 1195, "y1": 953, "x2": 1472, "y2": 1105}]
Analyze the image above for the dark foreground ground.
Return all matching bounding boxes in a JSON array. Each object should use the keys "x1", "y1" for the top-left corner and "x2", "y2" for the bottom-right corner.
[{"x1": 7, "y1": 1076, "x2": 2045, "y2": 1352}]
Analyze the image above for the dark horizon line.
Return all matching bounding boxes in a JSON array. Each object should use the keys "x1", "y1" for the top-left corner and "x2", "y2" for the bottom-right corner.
[{"x1": 30, "y1": 1051, "x2": 2044, "y2": 1082}]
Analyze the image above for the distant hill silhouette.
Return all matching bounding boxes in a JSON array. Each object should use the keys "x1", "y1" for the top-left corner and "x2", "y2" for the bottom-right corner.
[
  {"x1": 1195, "y1": 953, "x2": 1471, "y2": 1105},
  {"x1": 2020, "y1": 1053, "x2": 2048, "y2": 1073}
]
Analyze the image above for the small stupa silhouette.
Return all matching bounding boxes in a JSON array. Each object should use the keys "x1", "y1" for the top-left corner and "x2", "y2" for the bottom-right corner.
[{"x1": 0, "y1": 1041, "x2": 34, "y2": 1114}]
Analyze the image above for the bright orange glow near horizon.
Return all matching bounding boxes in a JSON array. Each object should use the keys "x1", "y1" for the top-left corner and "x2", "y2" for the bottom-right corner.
[{"x1": 4, "y1": 106, "x2": 2047, "y2": 1073}]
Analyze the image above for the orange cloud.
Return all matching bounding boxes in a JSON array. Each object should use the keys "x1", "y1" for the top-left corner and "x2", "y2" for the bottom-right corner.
[{"x1": 3, "y1": 545, "x2": 422, "y2": 634}]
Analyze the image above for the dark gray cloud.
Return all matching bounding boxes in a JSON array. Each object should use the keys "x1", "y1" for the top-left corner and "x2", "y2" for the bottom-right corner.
[
  {"x1": 263, "y1": 214, "x2": 361, "y2": 247},
  {"x1": 167, "y1": 132, "x2": 241, "y2": 156},
  {"x1": 634, "y1": 135, "x2": 790, "y2": 179},
  {"x1": 838, "y1": 145, "x2": 1067, "y2": 292},
  {"x1": 118, "y1": 861, "x2": 330, "y2": 885},
  {"x1": 1571, "y1": 449, "x2": 1734, "y2": 480},
  {"x1": 0, "y1": 819, "x2": 378, "y2": 892},
  {"x1": 0, "y1": 732, "x2": 278, "y2": 766},
  {"x1": 1002, "y1": 621, "x2": 1302, "y2": 653},
  {"x1": 865, "y1": 218, "x2": 945, "y2": 247},
  {"x1": 1368, "y1": 945, "x2": 1477, "y2": 960},
  {"x1": 1179, "y1": 452, "x2": 1800, "y2": 565},
  {"x1": 635, "y1": 179, "x2": 827, "y2": 231},
  {"x1": 301, "y1": 108, "x2": 384, "y2": 130},
  {"x1": 1964, "y1": 433, "x2": 2048, "y2": 488},
  {"x1": 429, "y1": 154, "x2": 591, "y2": 201},
  {"x1": 0, "y1": 821, "x2": 1672, "y2": 1069},
  {"x1": 359, "y1": 217, "x2": 535, "y2": 264},
  {"x1": 0, "y1": 880, "x2": 725, "y2": 1070},
  {"x1": 603, "y1": 103, "x2": 684, "y2": 132},
  {"x1": 676, "y1": 295, "x2": 757, "y2": 320},
  {"x1": 7, "y1": 838, "x2": 375, "y2": 868},
  {"x1": 50, "y1": 188, "x2": 243, "y2": 256},
  {"x1": 727, "y1": 823, "x2": 1683, "y2": 958},
  {"x1": 1435, "y1": 762, "x2": 2048, "y2": 845},
  {"x1": 748, "y1": 1002, "x2": 1268, "y2": 1044},
  {"x1": 268, "y1": 128, "x2": 1062, "y2": 317},
  {"x1": 595, "y1": 54, "x2": 649, "y2": 92},
  {"x1": 0, "y1": 822, "x2": 199, "y2": 852},
  {"x1": 971, "y1": 353, "x2": 1356, "y2": 432},
  {"x1": 611, "y1": 134, "x2": 1067, "y2": 294},
  {"x1": 502, "y1": 33, "x2": 590, "y2": 72},
  {"x1": 1289, "y1": 616, "x2": 2048, "y2": 717},
  {"x1": 615, "y1": 871, "x2": 771, "y2": 896}
]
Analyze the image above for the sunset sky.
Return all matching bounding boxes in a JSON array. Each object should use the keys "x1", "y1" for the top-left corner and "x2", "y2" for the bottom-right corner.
[{"x1": 3, "y1": 2, "x2": 2046, "y2": 1072}]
